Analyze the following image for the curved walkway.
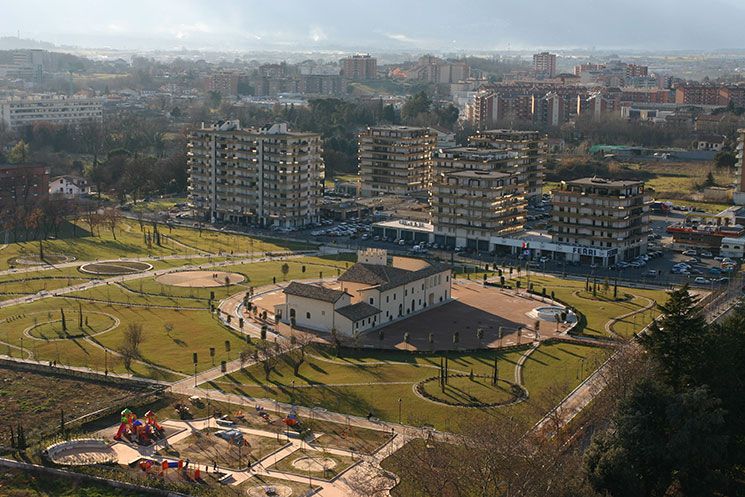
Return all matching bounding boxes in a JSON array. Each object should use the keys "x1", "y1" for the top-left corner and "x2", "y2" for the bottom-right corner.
[{"x1": 605, "y1": 295, "x2": 656, "y2": 337}]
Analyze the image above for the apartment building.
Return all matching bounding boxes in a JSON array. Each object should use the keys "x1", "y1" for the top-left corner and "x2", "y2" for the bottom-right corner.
[
  {"x1": 187, "y1": 121, "x2": 324, "y2": 228},
  {"x1": 0, "y1": 95, "x2": 103, "y2": 130},
  {"x1": 431, "y1": 169, "x2": 526, "y2": 251},
  {"x1": 403, "y1": 56, "x2": 469, "y2": 84},
  {"x1": 734, "y1": 129, "x2": 745, "y2": 205},
  {"x1": 533, "y1": 52, "x2": 557, "y2": 78},
  {"x1": 674, "y1": 85, "x2": 724, "y2": 106},
  {"x1": 204, "y1": 71, "x2": 240, "y2": 97},
  {"x1": 0, "y1": 163, "x2": 50, "y2": 208},
  {"x1": 550, "y1": 177, "x2": 650, "y2": 263},
  {"x1": 358, "y1": 126, "x2": 435, "y2": 197},
  {"x1": 340, "y1": 54, "x2": 377, "y2": 80},
  {"x1": 467, "y1": 129, "x2": 546, "y2": 201}
]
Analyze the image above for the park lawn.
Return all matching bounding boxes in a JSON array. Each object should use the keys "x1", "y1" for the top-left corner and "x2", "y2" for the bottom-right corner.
[
  {"x1": 0, "y1": 298, "x2": 241, "y2": 379},
  {"x1": 1, "y1": 218, "x2": 316, "y2": 271},
  {"x1": 90, "y1": 306, "x2": 254, "y2": 376},
  {"x1": 515, "y1": 275, "x2": 668, "y2": 338},
  {"x1": 66, "y1": 284, "x2": 208, "y2": 309},
  {"x1": 0, "y1": 220, "x2": 187, "y2": 270},
  {"x1": 501, "y1": 341, "x2": 610, "y2": 423},
  {"x1": 166, "y1": 226, "x2": 316, "y2": 256},
  {"x1": 0, "y1": 276, "x2": 93, "y2": 301},
  {"x1": 218, "y1": 255, "x2": 356, "y2": 289},
  {"x1": 204, "y1": 347, "x2": 551, "y2": 431}
]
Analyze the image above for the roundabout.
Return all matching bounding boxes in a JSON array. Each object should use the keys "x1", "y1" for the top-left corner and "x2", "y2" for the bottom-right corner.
[
  {"x1": 155, "y1": 270, "x2": 246, "y2": 288},
  {"x1": 416, "y1": 374, "x2": 527, "y2": 408},
  {"x1": 80, "y1": 261, "x2": 153, "y2": 275}
]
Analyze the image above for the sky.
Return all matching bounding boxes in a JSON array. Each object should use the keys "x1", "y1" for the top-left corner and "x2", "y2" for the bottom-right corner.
[{"x1": 3, "y1": 0, "x2": 745, "y2": 53}]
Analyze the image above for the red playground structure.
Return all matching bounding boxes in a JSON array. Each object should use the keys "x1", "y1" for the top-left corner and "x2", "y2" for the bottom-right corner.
[{"x1": 114, "y1": 408, "x2": 165, "y2": 445}]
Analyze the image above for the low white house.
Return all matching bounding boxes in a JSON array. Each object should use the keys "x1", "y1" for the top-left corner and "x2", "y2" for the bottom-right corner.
[
  {"x1": 49, "y1": 175, "x2": 90, "y2": 197},
  {"x1": 275, "y1": 249, "x2": 452, "y2": 337}
]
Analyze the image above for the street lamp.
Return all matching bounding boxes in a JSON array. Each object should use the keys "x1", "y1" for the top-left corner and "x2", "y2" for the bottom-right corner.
[{"x1": 398, "y1": 398, "x2": 402, "y2": 424}]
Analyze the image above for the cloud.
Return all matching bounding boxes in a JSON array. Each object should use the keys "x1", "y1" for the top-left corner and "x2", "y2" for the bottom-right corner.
[
  {"x1": 385, "y1": 33, "x2": 419, "y2": 44},
  {"x1": 309, "y1": 26, "x2": 327, "y2": 43}
]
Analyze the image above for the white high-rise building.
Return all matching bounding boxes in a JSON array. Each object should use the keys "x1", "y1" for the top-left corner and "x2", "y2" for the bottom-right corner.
[
  {"x1": 0, "y1": 95, "x2": 103, "y2": 130},
  {"x1": 188, "y1": 121, "x2": 325, "y2": 228}
]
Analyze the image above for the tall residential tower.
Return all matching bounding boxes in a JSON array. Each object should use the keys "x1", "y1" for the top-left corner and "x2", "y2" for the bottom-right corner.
[{"x1": 188, "y1": 121, "x2": 324, "y2": 228}]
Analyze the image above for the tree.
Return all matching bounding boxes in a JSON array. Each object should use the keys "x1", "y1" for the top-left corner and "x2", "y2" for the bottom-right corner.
[
  {"x1": 639, "y1": 286, "x2": 705, "y2": 391},
  {"x1": 119, "y1": 323, "x2": 144, "y2": 370},
  {"x1": 714, "y1": 149, "x2": 737, "y2": 169},
  {"x1": 60, "y1": 308, "x2": 67, "y2": 332},
  {"x1": 585, "y1": 379, "x2": 728, "y2": 497},
  {"x1": 703, "y1": 171, "x2": 716, "y2": 187},
  {"x1": 401, "y1": 91, "x2": 432, "y2": 123},
  {"x1": 7, "y1": 140, "x2": 29, "y2": 164},
  {"x1": 280, "y1": 263, "x2": 290, "y2": 281}
]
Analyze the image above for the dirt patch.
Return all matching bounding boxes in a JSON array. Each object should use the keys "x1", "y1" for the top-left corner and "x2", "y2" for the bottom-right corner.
[
  {"x1": 291, "y1": 455, "x2": 337, "y2": 472},
  {"x1": 80, "y1": 261, "x2": 153, "y2": 275},
  {"x1": 156, "y1": 271, "x2": 245, "y2": 288}
]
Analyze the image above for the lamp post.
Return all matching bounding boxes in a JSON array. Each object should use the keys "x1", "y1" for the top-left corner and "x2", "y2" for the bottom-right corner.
[{"x1": 398, "y1": 398, "x2": 402, "y2": 424}]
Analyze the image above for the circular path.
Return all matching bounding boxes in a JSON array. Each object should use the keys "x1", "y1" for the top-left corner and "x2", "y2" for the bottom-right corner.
[
  {"x1": 291, "y1": 455, "x2": 337, "y2": 472},
  {"x1": 245, "y1": 485, "x2": 293, "y2": 497},
  {"x1": 156, "y1": 270, "x2": 245, "y2": 288}
]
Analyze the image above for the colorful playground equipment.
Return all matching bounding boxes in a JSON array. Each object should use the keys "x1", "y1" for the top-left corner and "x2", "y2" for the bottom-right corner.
[
  {"x1": 255, "y1": 405, "x2": 271, "y2": 423},
  {"x1": 113, "y1": 408, "x2": 165, "y2": 445},
  {"x1": 137, "y1": 458, "x2": 201, "y2": 481},
  {"x1": 282, "y1": 406, "x2": 302, "y2": 431}
]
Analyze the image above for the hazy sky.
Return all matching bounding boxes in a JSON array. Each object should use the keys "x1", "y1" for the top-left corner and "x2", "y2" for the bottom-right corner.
[{"x1": 3, "y1": 0, "x2": 745, "y2": 52}]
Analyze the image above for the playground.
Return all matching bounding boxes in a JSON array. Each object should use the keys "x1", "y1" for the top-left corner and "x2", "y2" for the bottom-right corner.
[{"x1": 155, "y1": 270, "x2": 246, "y2": 288}]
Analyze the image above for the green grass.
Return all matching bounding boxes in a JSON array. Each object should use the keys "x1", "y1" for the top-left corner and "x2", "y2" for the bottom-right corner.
[
  {"x1": 0, "y1": 298, "x2": 254, "y2": 379},
  {"x1": 28, "y1": 311, "x2": 115, "y2": 340},
  {"x1": 1, "y1": 219, "x2": 316, "y2": 271},
  {"x1": 204, "y1": 342, "x2": 607, "y2": 430},
  {"x1": 515, "y1": 275, "x2": 668, "y2": 338},
  {"x1": 0, "y1": 277, "x2": 93, "y2": 301}
]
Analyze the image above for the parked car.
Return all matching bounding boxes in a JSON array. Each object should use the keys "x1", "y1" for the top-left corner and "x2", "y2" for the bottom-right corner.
[
  {"x1": 708, "y1": 267, "x2": 722, "y2": 275},
  {"x1": 682, "y1": 250, "x2": 698, "y2": 256},
  {"x1": 700, "y1": 251, "x2": 713, "y2": 258},
  {"x1": 694, "y1": 277, "x2": 710, "y2": 285}
]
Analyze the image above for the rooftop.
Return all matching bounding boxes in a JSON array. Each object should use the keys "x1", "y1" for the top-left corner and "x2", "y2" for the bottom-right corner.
[
  {"x1": 564, "y1": 177, "x2": 644, "y2": 188},
  {"x1": 335, "y1": 302, "x2": 381, "y2": 322},
  {"x1": 338, "y1": 261, "x2": 449, "y2": 292},
  {"x1": 372, "y1": 219, "x2": 434, "y2": 233},
  {"x1": 282, "y1": 282, "x2": 347, "y2": 303}
]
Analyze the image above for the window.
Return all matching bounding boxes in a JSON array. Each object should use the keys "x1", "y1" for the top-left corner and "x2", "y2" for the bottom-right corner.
[
  {"x1": 369, "y1": 298, "x2": 374, "y2": 305},
  {"x1": 306, "y1": 312, "x2": 311, "y2": 319},
  {"x1": 321, "y1": 310, "x2": 325, "y2": 316}
]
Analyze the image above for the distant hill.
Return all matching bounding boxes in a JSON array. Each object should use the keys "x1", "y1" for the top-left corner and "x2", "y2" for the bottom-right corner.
[{"x1": 0, "y1": 36, "x2": 58, "y2": 50}]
